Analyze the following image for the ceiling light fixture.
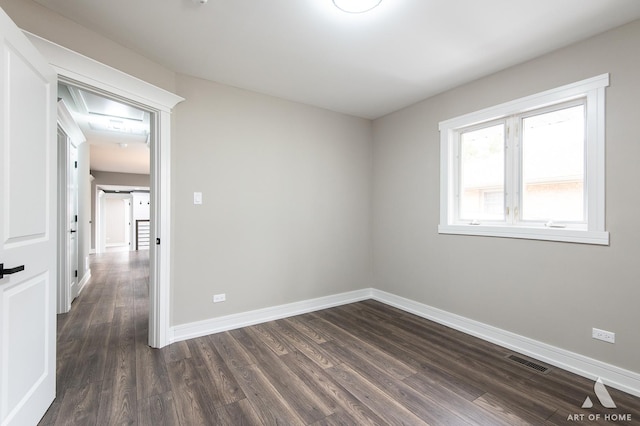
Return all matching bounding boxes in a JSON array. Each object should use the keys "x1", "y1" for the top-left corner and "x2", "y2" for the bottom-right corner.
[{"x1": 333, "y1": 0, "x2": 382, "y2": 13}]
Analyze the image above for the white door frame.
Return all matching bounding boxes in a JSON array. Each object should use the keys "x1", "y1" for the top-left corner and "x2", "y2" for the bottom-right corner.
[
  {"x1": 96, "y1": 189, "x2": 105, "y2": 254},
  {"x1": 26, "y1": 32, "x2": 184, "y2": 348},
  {"x1": 57, "y1": 100, "x2": 84, "y2": 314}
]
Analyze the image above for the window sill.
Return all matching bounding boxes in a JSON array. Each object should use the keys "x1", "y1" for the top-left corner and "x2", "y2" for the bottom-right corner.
[{"x1": 438, "y1": 224, "x2": 609, "y2": 245}]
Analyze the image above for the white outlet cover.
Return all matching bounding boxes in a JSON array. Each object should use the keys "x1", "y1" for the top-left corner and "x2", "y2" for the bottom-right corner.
[
  {"x1": 194, "y1": 192, "x2": 203, "y2": 205},
  {"x1": 592, "y1": 327, "x2": 615, "y2": 344}
]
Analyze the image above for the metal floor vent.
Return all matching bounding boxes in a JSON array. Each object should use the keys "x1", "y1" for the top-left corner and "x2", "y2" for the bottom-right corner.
[{"x1": 507, "y1": 354, "x2": 550, "y2": 374}]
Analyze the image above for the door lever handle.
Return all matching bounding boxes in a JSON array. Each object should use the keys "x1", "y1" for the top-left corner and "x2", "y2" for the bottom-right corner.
[
  {"x1": 0, "y1": 263, "x2": 25, "y2": 279},
  {"x1": 70, "y1": 229, "x2": 77, "y2": 233}
]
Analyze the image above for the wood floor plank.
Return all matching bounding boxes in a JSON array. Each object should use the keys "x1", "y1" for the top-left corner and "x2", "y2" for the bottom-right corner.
[
  {"x1": 269, "y1": 319, "x2": 341, "y2": 369},
  {"x1": 327, "y1": 363, "x2": 429, "y2": 426},
  {"x1": 322, "y1": 340, "x2": 470, "y2": 425},
  {"x1": 68, "y1": 322, "x2": 112, "y2": 388},
  {"x1": 115, "y1": 274, "x2": 134, "y2": 304},
  {"x1": 283, "y1": 316, "x2": 334, "y2": 344},
  {"x1": 474, "y1": 392, "x2": 547, "y2": 425},
  {"x1": 231, "y1": 327, "x2": 333, "y2": 423},
  {"x1": 89, "y1": 295, "x2": 116, "y2": 325},
  {"x1": 186, "y1": 337, "x2": 246, "y2": 406},
  {"x1": 137, "y1": 391, "x2": 180, "y2": 426},
  {"x1": 215, "y1": 399, "x2": 264, "y2": 426},
  {"x1": 250, "y1": 322, "x2": 294, "y2": 356},
  {"x1": 161, "y1": 340, "x2": 192, "y2": 364},
  {"x1": 166, "y1": 358, "x2": 222, "y2": 425},
  {"x1": 94, "y1": 272, "x2": 139, "y2": 425},
  {"x1": 55, "y1": 339, "x2": 83, "y2": 393},
  {"x1": 58, "y1": 301, "x2": 95, "y2": 342},
  {"x1": 403, "y1": 373, "x2": 514, "y2": 426},
  {"x1": 209, "y1": 331, "x2": 258, "y2": 369},
  {"x1": 310, "y1": 314, "x2": 417, "y2": 380},
  {"x1": 229, "y1": 362, "x2": 307, "y2": 425},
  {"x1": 135, "y1": 341, "x2": 172, "y2": 401},
  {"x1": 53, "y1": 381, "x2": 102, "y2": 426},
  {"x1": 282, "y1": 349, "x2": 387, "y2": 425}
]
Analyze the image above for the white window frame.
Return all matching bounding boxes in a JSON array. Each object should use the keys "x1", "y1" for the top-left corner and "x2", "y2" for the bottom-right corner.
[{"x1": 438, "y1": 74, "x2": 609, "y2": 245}]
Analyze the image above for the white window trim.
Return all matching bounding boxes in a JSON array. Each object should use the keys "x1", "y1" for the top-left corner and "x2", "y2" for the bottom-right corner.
[{"x1": 439, "y1": 74, "x2": 609, "y2": 245}]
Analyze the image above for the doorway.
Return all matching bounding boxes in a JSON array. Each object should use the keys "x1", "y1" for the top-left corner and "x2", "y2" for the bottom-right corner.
[
  {"x1": 28, "y1": 30, "x2": 184, "y2": 347},
  {"x1": 58, "y1": 78, "x2": 159, "y2": 345},
  {"x1": 27, "y1": 28, "x2": 186, "y2": 348},
  {"x1": 104, "y1": 194, "x2": 132, "y2": 252}
]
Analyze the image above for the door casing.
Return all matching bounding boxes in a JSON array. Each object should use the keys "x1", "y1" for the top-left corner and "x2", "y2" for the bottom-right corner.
[
  {"x1": 25, "y1": 32, "x2": 184, "y2": 348},
  {"x1": 57, "y1": 100, "x2": 84, "y2": 314}
]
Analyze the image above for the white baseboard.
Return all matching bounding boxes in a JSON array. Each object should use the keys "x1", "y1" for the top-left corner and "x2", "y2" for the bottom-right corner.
[
  {"x1": 76, "y1": 269, "x2": 91, "y2": 297},
  {"x1": 370, "y1": 289, "x2": 640, "y2": 398},
  {"x1": 169, "y1": 286, "x2": 640, "y2": 397},
  {"x1": 170, "y1": 288, "x2": 373, "y2": 344}
]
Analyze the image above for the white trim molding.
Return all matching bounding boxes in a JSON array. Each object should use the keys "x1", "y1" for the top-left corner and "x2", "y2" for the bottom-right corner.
[
  {"x1": 24, "y1": 32, "x2": 181, "y2": 112},
  {"x1": 170, "y1": 289, "x2": 373, "y2": 343},
  {"x1": 76, "y1": 269, "x2": 91, "y2": 297},
  {"x1": 370, "y1": 289, "x2": 640, "y2": 398}
]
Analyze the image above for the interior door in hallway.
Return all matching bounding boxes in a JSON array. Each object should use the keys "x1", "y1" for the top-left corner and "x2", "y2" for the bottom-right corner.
[{"x1": 0, "y1": 7, "x2": 58, "y2": 426}]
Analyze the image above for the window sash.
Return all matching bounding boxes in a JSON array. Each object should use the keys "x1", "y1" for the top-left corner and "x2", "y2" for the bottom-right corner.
[
  {"x1": 453, "y1": 99, "x2": 587, "y2": 227},
  {"x1": 455, "y1": 119, "x2": 506, "y2": 224},
  {"x1": 439, "y1": 74, "x2": 609, "y2": 245},
  {"x1": 517, "y1": 100, "x2": 587, "y2": 226}
]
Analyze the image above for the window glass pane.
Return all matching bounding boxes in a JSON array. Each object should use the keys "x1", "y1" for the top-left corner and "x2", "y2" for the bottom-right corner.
[
  {"x1": 521, "y1": 105, "x2": 585, "y2": 222},
  {"x1": 459, "y1": 124, "x2": 505, "y2": 221}
]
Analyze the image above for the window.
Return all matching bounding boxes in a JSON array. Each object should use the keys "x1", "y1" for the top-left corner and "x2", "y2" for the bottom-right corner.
[{"x1": 439, "y1": 74, "x2": 609, "y2": 245}]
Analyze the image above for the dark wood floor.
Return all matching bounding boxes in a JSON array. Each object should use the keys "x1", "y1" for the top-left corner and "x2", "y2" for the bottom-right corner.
[{"x1": 39, "y1": 251, "x2": 640, "y2": 425}]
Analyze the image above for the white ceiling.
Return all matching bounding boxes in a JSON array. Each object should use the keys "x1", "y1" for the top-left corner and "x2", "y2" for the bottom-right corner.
[
  {"x1": 59, "y1": 84, "x2": 151, "y2": 174},
  {"x1": 39, "y1": 0, "x2": 640, "y2": 119}
]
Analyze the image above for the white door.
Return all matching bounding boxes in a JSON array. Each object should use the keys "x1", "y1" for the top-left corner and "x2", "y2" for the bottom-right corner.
[
  {"x1": 68, "y1": 143, "x2": 78, "y2": 298},
  {"x1": 56, "y1": 127, "x2": 78, "y2": 312},
  {"x1": 0, "y1": 7, "x2": 57, "y2": 426}
]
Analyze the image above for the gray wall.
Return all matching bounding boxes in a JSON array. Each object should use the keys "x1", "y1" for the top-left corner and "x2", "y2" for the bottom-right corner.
[
  {"x1": 372, "y1": 19, "x2": 640, "y2": 373},
  {"x1": 171, "y1": 74, "x2": 372, "y2": 325}
]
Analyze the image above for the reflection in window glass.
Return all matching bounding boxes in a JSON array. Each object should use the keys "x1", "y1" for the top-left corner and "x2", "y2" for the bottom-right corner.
[
  {"x1": 459, "y1": 124, "x2": 504, "y2": 221},
  {"x1": 521, "y1": 105, "x2": 585, "y2": 222}
]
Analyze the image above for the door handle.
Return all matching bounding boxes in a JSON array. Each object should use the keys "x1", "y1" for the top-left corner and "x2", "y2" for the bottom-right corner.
[
  {"x1": 70, "y1": 230, "x2": 77, "y2": 233},
  {"x1": 0, "y1": 263, "x2": 25, "y2": 279}
]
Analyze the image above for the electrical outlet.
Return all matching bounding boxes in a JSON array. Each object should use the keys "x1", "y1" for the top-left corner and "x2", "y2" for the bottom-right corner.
[
  {"x1": 592, "y1": 328, "x2": 615, "y2": 344},
  {"x1": 213, "y1": 293, "x2": 226, "y2": 303}
]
